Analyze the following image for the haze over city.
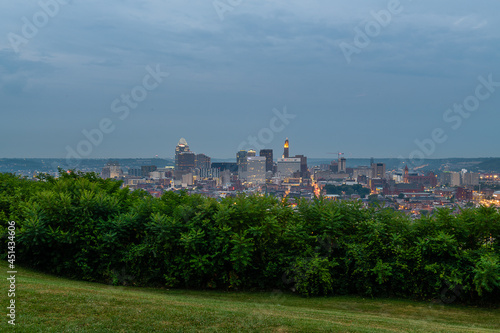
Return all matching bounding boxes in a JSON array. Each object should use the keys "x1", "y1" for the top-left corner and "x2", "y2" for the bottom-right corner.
[{"x1": 1, "y1": 0, "x2": 500, "y2": 159}]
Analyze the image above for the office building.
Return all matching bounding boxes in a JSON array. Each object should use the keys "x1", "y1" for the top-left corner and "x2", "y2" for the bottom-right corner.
[
  {"x1": 440, "y1": 172, "x2": 461, "y2": 187},
  {"x1": 175, "y1": 138, "x2": 190, "y2": 170},
  {"x1": 246, "y1": 156, "x2": 266, "y2": 184},
  {"x1": 182, "y1": 173, "x2": 194, "y2": 187},
  {"x1": 237, "y1": 150, "x2": 248, "y2": 179},
  {"x1": 195, "y1": 154, "x2": 211, "y2": 170},
  {"x1": 277, "y1": 157, "x2": 301, "y2": 178},
  {"x1": 237, "y1": 150, "x2": 248, "y2": 171},
  {"x1": 330, "y1": 161, "x2": 338, "y2": 173},
  {"x1": 294, "y1": 154, "x2": 308, "y2": 178},
  {"x1": 338, "y1": 157, "x2": 347, "y2": 174},
  {"x1": 260, "y1": 149, "x2": 274, "y2": 172},
  {"x1": 220, "y1": 170, "x2": 232, "y2": 187},
  {"x1": 462, "y1": 172, "x2": 480, "y2": 186},
  {"x1": 101, "y1": 161, "x2": 123, "y2": 179},
  {"x1": 128, "y1": 168, "x2": 142, "y2": 177},
  {"x1": 177, "y1": 152, "x2": 195, "y2": 171},
  {"x1": 141, "y1": 165, "x2": 157, "y2": 177},
  {"x1": 371, "y1": 163, "x2": 386, "y2": 179},
  {"x1": 353, "y1": 166, "x2": 372, "y2": 179}
]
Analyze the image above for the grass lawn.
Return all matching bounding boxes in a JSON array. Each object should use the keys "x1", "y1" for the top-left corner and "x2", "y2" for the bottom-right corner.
[{"x1": 1, "y1": 260, "x2": 499, "y2": 332}]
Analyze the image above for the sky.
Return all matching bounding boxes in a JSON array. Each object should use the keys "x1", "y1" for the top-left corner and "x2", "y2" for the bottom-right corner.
[{"x1": 1, "y1": 0, "x2": 499, "y2": 161}]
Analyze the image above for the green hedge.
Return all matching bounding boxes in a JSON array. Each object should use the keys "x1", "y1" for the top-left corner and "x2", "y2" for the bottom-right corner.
[{"x1": 1, "y1": 171, "x2": 499, "y2": 304}]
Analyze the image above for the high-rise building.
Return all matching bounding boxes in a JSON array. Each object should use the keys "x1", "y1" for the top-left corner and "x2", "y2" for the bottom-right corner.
[
  {"x1": 371, "y1": 163, "x2": 386, "y2": 179},
  {"x1": 259, "y1": 149, "x2": 274, "y2": 172},
  {"x1": 338, "y1": 157, "x2": 347, "y2": 174},
  {"x1": 128, "y1": 168, "x2": 142, "y2": 177},
  {"x1": 247, "y1": 149, "x2": 256, "y2": 157},
  {"x1": 277, "y1": 157, "x2": 301, "y2": 178},
  {"x1": 141, "y1": 165, "x2": 157, "y2": 177},
  {"x1": 237, "y1": 150, "x2": 248, "y2": 169},
  {"x1": 294, "y1": 154, "x2": 308, "y2": 178},
  {"x1": 440, "y1": 171, "x2": 461, "y2": 187},
  {"x1": 283, "y1": 138, "x2": 289, "y2": 158},
  {"x1": 330, "y1": 161, "x2": 338, "y2": 173},
  {"x1": 177, "y1": 152, "x2": 195, "y2": 171},
  {"x1": 101, "y1": 161, "x2": 123, "y2": 179},
  {"x1": 220, "y1": 170, "x2": 231, "y2": 187},
  {"x1": 175, "y1": 138, "x2": 190, "y2": 170},
  {"x1": 195, "y1": 154, "x2": 211, "y2": 170},
  {"x1": 246, "y1": 156, "x2": 266, "y2": 184},
  {"x1": 181, "y1": 173, "x2": 194, "y2": 187},
  {"x1": 237, "y1": 150, "x2": 248, "y2": 179},
  {"x1": 462, "y1": 172, "x2": 480, "y2": 186}
]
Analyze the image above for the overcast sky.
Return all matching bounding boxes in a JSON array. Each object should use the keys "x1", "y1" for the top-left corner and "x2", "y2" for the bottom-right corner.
[{"x1": 1, "y1": 0, "x2": 499, "y2": 160}]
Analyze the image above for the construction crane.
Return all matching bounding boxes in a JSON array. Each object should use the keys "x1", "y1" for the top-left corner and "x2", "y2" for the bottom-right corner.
[{"x1": 326, "y1": 152, "x2": 344, "y2": 159}]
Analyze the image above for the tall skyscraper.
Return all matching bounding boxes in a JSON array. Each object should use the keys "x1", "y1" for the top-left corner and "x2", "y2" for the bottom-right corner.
[
  {"x1": 237, "y1": 150, "x2": 248, "y2": 179},
  {"x1": 259, "y1": 149, "x2": 273, "y2": 172},
  {"x1": 237, "y1": 150, "x2": 248, "y2": 170},
  {"x1": 247, "y1": 149, "x2": 256, "y2": 157},
  {"x1": 175, "y1": 138, "x2": 190, "y2": 170},
  {"x1": 283, "y1": 138, "x2": 289, "y2": 158},
  {"x1": 195, "y1": 154, "x2": 211, "y2": 170},
  {"x1": 371, "y1": 163, "x2": 386, "y2": 179},
  {"x1": 338, "y1": 157, "x2": 347, "y2": 174},
  {"x1": 277, "y1": 157, "x2": 301, "y2": 178},
  {"x1": 246, "y1": 156, "x2": 266, "y2": 184},
  {"x1": 294, "y1": 154, "x2": 308, "y2": 178},
  {"x1": 177, "y1": 153, "x2": 195, "y2": 171}
]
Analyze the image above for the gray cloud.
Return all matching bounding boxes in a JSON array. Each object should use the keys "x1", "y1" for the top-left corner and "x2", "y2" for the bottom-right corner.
[{"x1": 1, "y1": 0, "x2": 499, "y2": 158}]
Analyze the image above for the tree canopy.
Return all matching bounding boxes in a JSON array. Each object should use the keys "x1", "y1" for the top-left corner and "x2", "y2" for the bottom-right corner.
[{"x1": 1, "y1": 171, "x2": 499, "y2": 304}]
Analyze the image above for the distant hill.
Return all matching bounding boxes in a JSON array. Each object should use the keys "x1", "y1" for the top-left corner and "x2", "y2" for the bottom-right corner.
[
  {"x1": 0, "y1": 158, "x2": 174, "y2": 175},
  {"x1": 476, "y1": 158, "x2": 500, "y2": 172}
]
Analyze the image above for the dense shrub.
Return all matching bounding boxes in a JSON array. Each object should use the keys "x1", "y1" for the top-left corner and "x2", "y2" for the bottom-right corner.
[{"x1": 0, "y1": 171, "x2": 499, "y2": 305}]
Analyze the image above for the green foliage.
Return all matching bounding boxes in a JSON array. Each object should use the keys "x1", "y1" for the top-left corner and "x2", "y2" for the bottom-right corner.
[
  {"x1": 1, "y1": 171, "x2": 499, "y2": 304},
  {"x1": 289, "y1": 255, "x2": 337, "y2": 297},
  {"x1": 473, "y1": 252, "x2": 500, "y2": 296},
  {"x1": 324, "y1": 184, "x2": 370, "y2": 197}
]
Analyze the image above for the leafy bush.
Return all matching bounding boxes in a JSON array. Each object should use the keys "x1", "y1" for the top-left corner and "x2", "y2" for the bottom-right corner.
[
  {"x1": 0, "y1": 171, "x2": 499, "y2": 305},
  {"x1": 289, "y1": 255, "x2": 337, "y2": 297}
]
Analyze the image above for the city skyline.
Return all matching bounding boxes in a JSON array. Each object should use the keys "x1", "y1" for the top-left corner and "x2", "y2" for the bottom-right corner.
[{"x1": 1, "y1": 1, "x2": 500, "y2": 159}]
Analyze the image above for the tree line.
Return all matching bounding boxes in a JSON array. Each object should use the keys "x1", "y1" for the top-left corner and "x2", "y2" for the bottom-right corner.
[{"x1": 0, "y1": 171, "x2": 498, "y2": 304}]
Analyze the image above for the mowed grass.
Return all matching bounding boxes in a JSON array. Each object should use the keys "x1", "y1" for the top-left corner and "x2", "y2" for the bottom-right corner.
[{"x1": 1, "y1": 261, "x2": 499, "y2": 332}]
